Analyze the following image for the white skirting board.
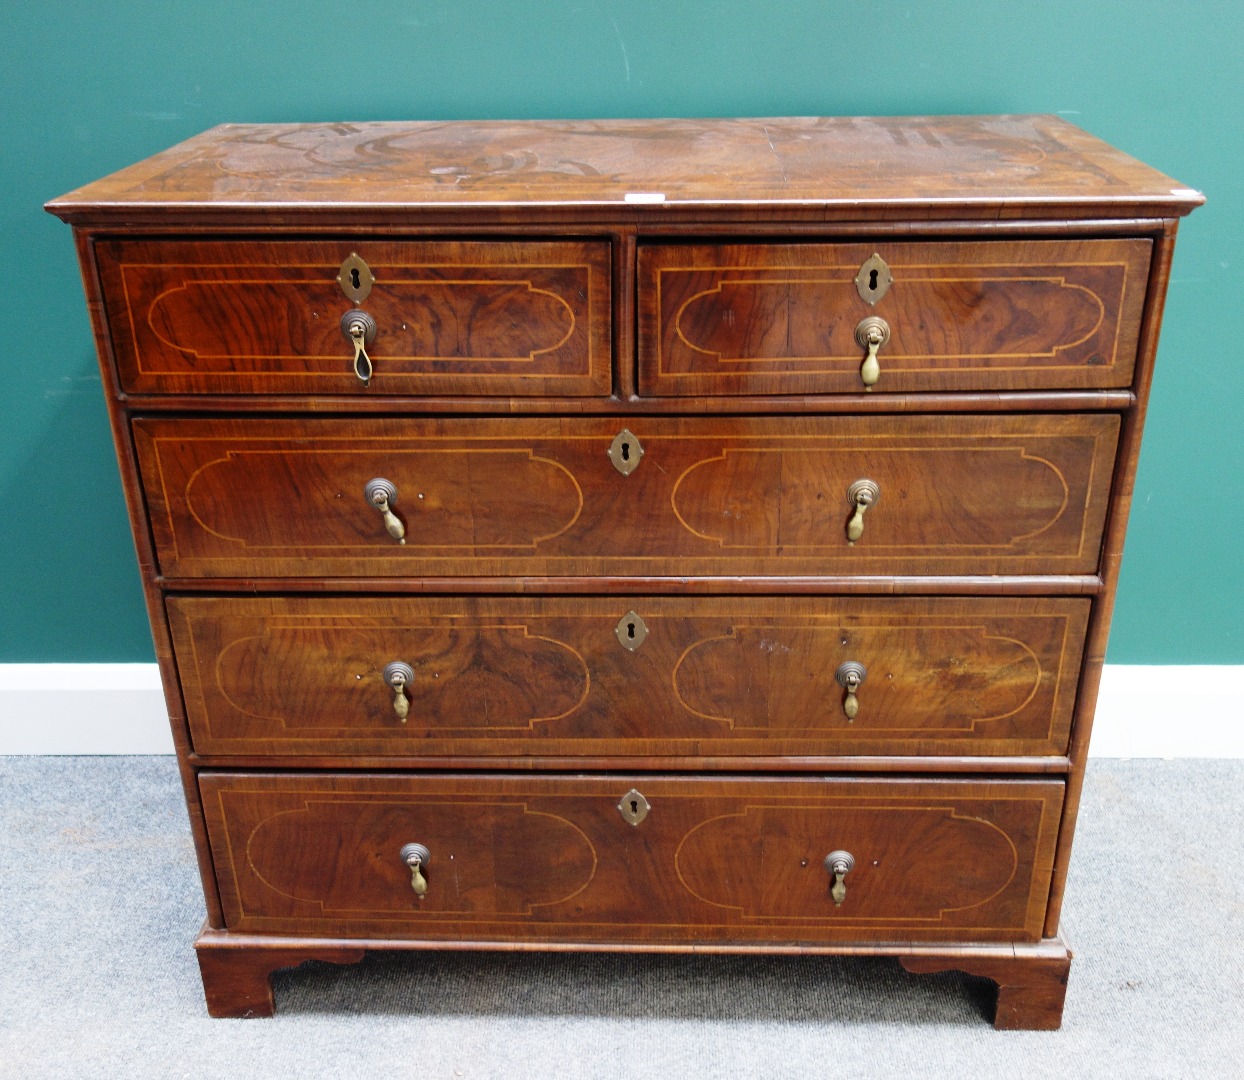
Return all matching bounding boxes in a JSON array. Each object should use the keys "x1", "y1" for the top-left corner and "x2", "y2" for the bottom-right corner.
[
  {"x1": 0, "y1": 663, "x2": 1240, "y2": 757},
  {"x1": 0, "y1": 665, "x2": 175, "y2": 755}
]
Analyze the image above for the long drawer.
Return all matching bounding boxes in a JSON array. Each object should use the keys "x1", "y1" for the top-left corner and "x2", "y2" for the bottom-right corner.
[
  {"x1": 639, "y1": 239, "x2": 1151, "y2": 395},
  {"x1": 200, "y1": 773, "x2": 1064, "y2": 944},
  {"x1": 134, "y1": 414, "x2": 1119, "y2": 579},
  {"x1": 170, "y1": 595, "x2": 1089, "y2": 759},
  {"x1": 95, "y1": 239, "x2": 612, "y2": 396}
]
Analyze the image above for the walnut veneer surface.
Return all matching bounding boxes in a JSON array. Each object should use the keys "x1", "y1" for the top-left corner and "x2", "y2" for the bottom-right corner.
[{"x1": 48, "y1": 115, "x2": 1201, "y2": 1030}]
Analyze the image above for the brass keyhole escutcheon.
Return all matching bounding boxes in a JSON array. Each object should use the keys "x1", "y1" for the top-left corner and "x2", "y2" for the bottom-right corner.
[
  {"x1": 853, "y1": 316, "x2": 891, "y2": 390},
  {"x1": 383, "y1": 661, "x2": 415, "y2": 723},
  {"x1": 615, "y1": 610, "x2": 649, "y2": 651},
  {"x1": 608, "y1": 429, "x2": 644, "y2": 476},
  {"x1": 399, "y1": 843, "x2": 431, "y2": 899},
  {"x1": 617, "y1": 788, "x2": 650, "y2": 826},
  {"x1": 364, "y1": 477, "x2": 406, "y2": 544},
  {"x1": 337, "y1": 253, "x2": 374, "y2": 304},
  {"x1": 834, "y1": 661, "x2": 867, "y2": 721},
  {"x1": 824, "y1": 849, "x2": 855, "y2": 906},
  {"x1": 845, "y1": 479, "x2": 880, "y2": 545},
  {"x1": 854, "y1": 253, "x2": 892, "y2": 305}
]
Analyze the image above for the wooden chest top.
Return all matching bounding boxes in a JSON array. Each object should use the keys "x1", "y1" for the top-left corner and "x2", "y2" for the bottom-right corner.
[{"x1": 46, "y1": 115, "x2": 1201, "y2": 227}]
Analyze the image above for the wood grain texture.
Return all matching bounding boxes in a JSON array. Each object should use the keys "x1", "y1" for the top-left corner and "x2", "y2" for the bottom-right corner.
[
  {"x1": 185, "y1": 753, "x2": 1071, "y2": 776},
  {"x1": 1043, "y1": 218, "x2": 1182, "y2": 936},
  {"x1": 640, "y1": 239, "x2": 1150, "y2": 394},
  {"x1": 48, "y1": 117, "x2": 1201, "y2": 1028},
  {"x1": 133, "y1": 413, "x2": 1119, "y2": 579},
  {"x1": 194, "y1": 928, "x2": 365, "y2": 1018},
  {"x1": 199, "y1": 773, "x2": 1064, "y2": 944},
  {"x1": 109, "y1": 388, "x2": 1139, "y2": 416},
  {"x1": 72, "y1": 233, "x2": 228, "y2": 929},
  {"x1": 160, "y1": 574, "x2": 1105, "y2": 597},
  {"x1": 901, "y1": 943, "x2": 1072, "y2": 1030},
  {"x1": 97, "y1": 238, "x2": 611, "y2": 396},
  {"x1": 169, "y1": 595, "x2": 1089, "y2": 759},
  {"x1": 193, "y1": 924, "x2": 1071, "y2": 1025},
  {"x1": 45, "y1": 116, "x2": 1202, "y2": 228}
]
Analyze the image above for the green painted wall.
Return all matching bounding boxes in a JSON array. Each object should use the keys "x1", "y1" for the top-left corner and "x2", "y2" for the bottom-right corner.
[{"x1": 2, "y1": 1, "x2": 1240, "y2": 663}]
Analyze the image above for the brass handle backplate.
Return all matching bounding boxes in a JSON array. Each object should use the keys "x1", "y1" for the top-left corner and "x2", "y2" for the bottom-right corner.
[
  {"x1": 834, "y1": 661, "x2": 867, "y2": 721},
  {"x1": 399, "y1": 842, "x2": 431, "y2": 899},
  {"x1": 846, "y1": 479, "x2": 880, "y2": 544},
  {"x1": 341, "y1": 309, "x2": 378, "y2": 386},
  {"x1": 854, "y1": 316, "x2": 891, "y2": 389},
  {"x1": 364, "y1": 477, "x2": 406, "y2": 544},
  {"x1": 383, "y1": 661, "x2": 414, "y2": 722},
  {"x1": 824, "y1": 849, "x2": 855, "y2": 906}
]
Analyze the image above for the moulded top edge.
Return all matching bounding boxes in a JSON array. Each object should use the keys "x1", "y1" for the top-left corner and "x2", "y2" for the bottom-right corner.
[{"x1": 45, "y1": 115, "x2": 1204, "y2": 225}]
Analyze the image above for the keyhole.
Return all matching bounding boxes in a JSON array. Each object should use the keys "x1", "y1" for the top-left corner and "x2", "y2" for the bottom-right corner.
[
  {"x1": 627, "y1": 622, "x2": 636, "y2": 639},
  {"x1": 630, "y1": 799, "x2": 638, "y2": 815},
  {"x1": 621, "y1": 441, "x2": 630, "y2": 461},
  {"x1": 350, "y1": 268, "x2": 361, "y2": 290},
  {"x1": 869, "y1": 268, "x2": 879, "y2": 291}
]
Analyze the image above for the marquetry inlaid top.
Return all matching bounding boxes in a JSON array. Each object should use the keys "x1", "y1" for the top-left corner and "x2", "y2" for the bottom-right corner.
[{"x1": 46, "y1": 115, "x2": 1202, "y2": 227}]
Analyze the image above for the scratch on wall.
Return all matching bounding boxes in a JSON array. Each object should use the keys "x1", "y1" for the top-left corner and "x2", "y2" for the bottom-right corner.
[{"x1": 608, "y1": 13, "x2": 631, "y2": 82}]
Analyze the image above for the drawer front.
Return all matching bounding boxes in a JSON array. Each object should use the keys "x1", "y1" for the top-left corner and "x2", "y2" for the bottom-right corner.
[
  {"x1": 200, "y1": 773, "x2": 1063, "y2": 943},
  {"x1": 135, "y1": 414, "x2": 1119, "y2": 578},
  {"x1": 97, "y1": 239, "x2": 611, "y2": 396},
  {"x1": 171, "y1": 595, "x2": 1089, "y2": 759},
  {"x1": 639, "y1": 239, "x2": 1151, "y2": 395}
]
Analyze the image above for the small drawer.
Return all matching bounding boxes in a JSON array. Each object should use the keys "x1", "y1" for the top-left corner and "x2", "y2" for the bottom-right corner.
[
  {"x1": 171, "y1": 595, "x2": 1089, "y2": 759},
  {"x1": 639, "y1": 239, "x2": 1151, "y2": 395},
  {"x1": 134, "y1": 413, "x2": 1119, "y2": 579},
  {"x1": 96, "y1": 239, "x2": 611, "y2": 396},
  {"x1": 200, "y1": 772, "x2": 1064, "y2": 944}
]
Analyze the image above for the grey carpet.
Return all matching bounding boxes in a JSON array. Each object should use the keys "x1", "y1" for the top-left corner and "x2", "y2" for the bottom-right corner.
[{"x1": 0, "y1": 758, "x2": 1240, "y2": 1079}]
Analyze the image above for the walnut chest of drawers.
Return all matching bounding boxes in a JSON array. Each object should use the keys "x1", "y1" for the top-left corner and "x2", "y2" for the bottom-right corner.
[{"x1": 48, "y1": 116, "x2": 1201, "y2": 1028}]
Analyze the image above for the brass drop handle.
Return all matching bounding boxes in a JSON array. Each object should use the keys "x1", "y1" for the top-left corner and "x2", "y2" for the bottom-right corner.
[
  {"x1": 341, "y1": 310, "x2": 378, "y2": 386},
  {"x1": 399, "y1": 843, "x2": 431, "y2": 899},
  {"x1": 383, "y1": 661, "x2": 414, "y2": 723},
  {"x1": 834, "y1": 661, "x2": 867, "y2": 721},
  {"x1": 854, "y1": 316, "x2": 890, "y2": 389},
  {"x1": 824, "y1": 850, "x2": 855, "y2": 906},
  {"x1": 846, "y1": 479, "x2": 880, "y2": 544},
  {"x1": 364, "y1": 478, "x2": 406, "y2": 544}
]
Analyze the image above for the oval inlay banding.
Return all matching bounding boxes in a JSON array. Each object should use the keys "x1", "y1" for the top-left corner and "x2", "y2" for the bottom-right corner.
[
  {"x1": 148, "y1": 279, "x2": 576, "y2": 364},
  {"x1": 676, "y1": 804, "x2": 1017, "y2": 921},
  {"x1": 245, "y1": 798, "x2": 597, "y2": 916},
  {"x1": 215, "y1": 621, "x2": 589, "y2": 732},
  {"x1": 673, "y1": 276, "x2": 1106, "y2": 366},
  {"x1": 674, "y1": 623, "x2": 1041, "y2": 732},
  {"x1": 185, "y1": 448, "x2": 582, "y2": 551},
  {"x1": 671, "y1": 446, "x2": 1068, "y2": 552}
]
